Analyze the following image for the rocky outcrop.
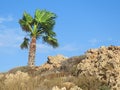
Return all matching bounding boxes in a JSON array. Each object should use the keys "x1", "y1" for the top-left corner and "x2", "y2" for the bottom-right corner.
[
  {"x1": 39, "y1": 54, "x2": 67, "y2": 70},
  {"x1": 52, "y1": 86, "x2": 66, "y2": 90},
  {"x1": 47, "y1": 54, "x2": 67, "y2": 64},
  {"x1": 2, "y1": 46, "x2": 120, "y2": 90},
  {"x1": 70, "y1": 86, "x2": 82, "y2": 90},
  {"x1": 52, "y1": 86, "x2": 82, "y2": 90},
  {"x1": 4, "y1": 71, "x2": 30, "y2": 85},
  {"x1": 77, "y1": 46, "x2": 120, "y2": 90}
]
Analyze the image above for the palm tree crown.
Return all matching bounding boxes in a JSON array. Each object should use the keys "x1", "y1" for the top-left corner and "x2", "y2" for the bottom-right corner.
[
  {"x1": 19, "y1": 9, "x2": 58, "y2": 48},
  {"x1": 19, "y1": 9, "x2": 58, "y2": 67}
]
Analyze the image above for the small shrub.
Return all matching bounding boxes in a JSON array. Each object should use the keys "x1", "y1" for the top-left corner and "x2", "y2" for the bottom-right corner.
[
  {"x1": 70, "y1": 74, "x2": 110, "y2": 90},
  {"x1": 8, "y1": 66, "x2": 32, "y2": 73},
  {"x1": 61, "y1": 55, "x2": 86, "y2": 75},
  {"x1": 99, "y1": 85, "x2": 111, "y2": 90}
]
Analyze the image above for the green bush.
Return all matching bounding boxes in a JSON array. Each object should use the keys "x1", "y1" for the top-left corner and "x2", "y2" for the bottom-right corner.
[
  {"x1": 99, "y1": 85, "x2": 111, "y2": 90},
  {"x1": 69, "y1": 74, "x2": 110, "y2": 90},
  {"x1": 60, "y1": 55, "x2": 86, "y2": 75}
]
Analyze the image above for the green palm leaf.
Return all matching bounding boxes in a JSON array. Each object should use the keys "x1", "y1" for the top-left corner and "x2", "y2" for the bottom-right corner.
[
  {"x1": 42, "y1": 36, "x2": 59, "y2": 48},
  {"x1": 35, "y1": 9, "x2": 56, "y2": 23},
  {"x1": 19, "y1": 12, "x2": 33, "y2": 32},
  {"x1": 20, "y1": 37, "x2": 29, "y2": 49}
]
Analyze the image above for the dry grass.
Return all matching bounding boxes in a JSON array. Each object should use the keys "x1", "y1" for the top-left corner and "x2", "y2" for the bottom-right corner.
[
  {"x1": 0, "y1": 71, "x2": 69, "y2": 90},
  {"x1": 60, "y1": 55, "x2": 86, "y2": 75},
  {"x1": 0, "y1": 71, "x2": 111, "y2": 90},
  {"x1": 66, "y1": 74, "x2": 110, "y2": 90},
  {"x1": 0, "y1": 55, "x2": 111, "y2": 90}
]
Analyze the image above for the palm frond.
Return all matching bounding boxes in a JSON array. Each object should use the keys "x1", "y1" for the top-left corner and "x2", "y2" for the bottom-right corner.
[
  {"x1": 20, "y1": 37, "x2": 30, "y2": 49},
  {"x1": 47, "y1": 30, "x2": 56, "y2": 36},
  {"x1": 35, "y1": 9, "x2": 56, "y2": 23},
  {"x1": 42, "y1": 36, "x2": 59, "y2": 48},
  {"x1": 41, "y1": 21, "x2": 55, "y2": 33},
  {"x1": 19, "y1": 9, "x2": 59, "y2": 49},
  {"x1": 19, "y1": 12, "x2": 33, "y2": 32},
  {"x1": 35, "y1": 30, "x2": 42, "y2": 39}
]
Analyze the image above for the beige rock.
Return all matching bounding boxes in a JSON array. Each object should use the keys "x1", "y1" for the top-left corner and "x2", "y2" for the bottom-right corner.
[
  {"x1": 63, "y1": 82, "x2": 75, "y2": 89},
  {"x1": 47, "y1": 54, "x2": 67, "y2": 64},
  {"x1": 52, "y1": 86, "x2": 66, "y2": 90},
  {"x1": 77, "y1": 46, "x2": 120, "y2": 90},
  {"x1": 4, "y1": 71, "x2": 30, "y2": 86},
  {"x1": 39, "y1": 54, "x2": 67, "y2": 70},
  {"x1": 52, "y1": 85, "x2": 82, "y2": 90},
  {"x1": 70, "y1": 86, "x2": 82, "y2": 90},
  {"x1": 0, "y1": 74, "x2": 4, "y2": 79}
]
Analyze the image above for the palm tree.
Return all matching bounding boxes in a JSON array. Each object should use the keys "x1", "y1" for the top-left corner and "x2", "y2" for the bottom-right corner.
[{"x1": 19, "y1": 9, "x2": 59, "y2": 67}]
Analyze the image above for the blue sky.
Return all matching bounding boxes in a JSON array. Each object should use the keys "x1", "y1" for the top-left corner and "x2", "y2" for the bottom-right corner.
[{"x1": 0, "y1": 0, "x2": 120, "y2": 72}]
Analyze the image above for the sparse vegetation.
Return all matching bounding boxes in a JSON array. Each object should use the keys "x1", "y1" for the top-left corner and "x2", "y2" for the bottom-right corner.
[
  {"x1": 0, "y1": 71, "x2": 110, "y2": 90},
  {"x1": 73, "y1": 75, "x2": 110, "y2": 90},
  {"x1": 0, "y1": 53, "x2": 112, "y2": 90},
  {"x1": 0, "y1": 71, "x2": 68, "y2": 90},
  {"x1": 60, "y1": 55, "x2": 86, "y2": 76}
]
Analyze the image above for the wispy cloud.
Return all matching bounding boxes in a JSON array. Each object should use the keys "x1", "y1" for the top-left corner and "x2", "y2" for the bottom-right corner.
[
  {"x1": 0, "y1": 15, "x2": 24, "y2": 50},
  {"x1": 0, "y1": 16, "x2": 13, "y2": 24},
  {"x1": 37, "y1": 44, "x2": 52, "y2": 53},
  {"x1": 89, "y1": 38, "x2": 120, "y2": 46},
  {"x1": 89, "y1": 38, "x2": 98, "y2": 45},
  {"x1": 57, "y1": 44, "x2": 80, "y2": 51},
  {"x1": 37, "y1": 43, "x2": 81, "y2": 53},
  {"x1": 0, "y1": 15, "x2": 80, "y2": 54},
  {"x1": 0, "y1": 26, "x2": 80, "y2": 54},
  {"x1": 0, "y1": 42, "x2": 4, "y2": 47},
  {"x1": 0, "y1": 27, "x2": 24, "y2": 48}
]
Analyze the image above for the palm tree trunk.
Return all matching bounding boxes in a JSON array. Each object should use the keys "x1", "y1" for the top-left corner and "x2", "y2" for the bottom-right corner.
[{"x1": 28, "y1": 36, "x2": 36, "y2": 67}]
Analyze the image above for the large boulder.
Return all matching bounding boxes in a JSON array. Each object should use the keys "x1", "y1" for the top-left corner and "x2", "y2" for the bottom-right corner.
[
  {"x1": 70, "y1": 86, "x2": 82, "y2": 90},
  {"x1": 47, "y1": 54, "x2": 67, "y2": 64},
  {"x1": 39, "y1": 54, "x2": 67, "y2": 70},
  {"x1": 77, "y1": 46, "x2": 120, "y2": 90},
  {"x1": 52, "y1": 86, "x2": 82, "y2": 90},
  {"x1": 52, "y1": 86, "x2": 66, "y2": 90}
]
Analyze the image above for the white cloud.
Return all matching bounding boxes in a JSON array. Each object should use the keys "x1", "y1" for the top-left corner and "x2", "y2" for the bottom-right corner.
[
  {"x1": 88, "y1": 38, "x2": 120, "y2": 46},
  {"x1": 0, "y1": 42, "x2": 4, "y2": 46},
  {"x1": 36, "y1": 43, "x2": 80, "y2": 53},
  {"x1": 0, "y1": 27, "x2": 24, "y2": 48},
  {"x1": 57, "y1": 44, "x2": 80, "y2": 51},
  {"x1": 0, "y1": 16, "x2": 13, "y2": 24},
  {"x1": 0, "y1": 26, "x2": 80, "y2": 53},
  {"x1": 37, "y1": 44, "x2": 53, "y2": 53},
  {"x1": 0, "y1": 15, "x2": 80, "y2": 54},
  {"x1": 0, "y1": 15, "x2": 22, "y2": 48},
  {"x1": 89, "y1": 38, "x2": 99, "y2": 45}
]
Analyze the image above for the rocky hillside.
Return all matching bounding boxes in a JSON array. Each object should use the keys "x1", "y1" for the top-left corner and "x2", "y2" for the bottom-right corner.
[
  {"x1": 77, "y1": 46, "x2": 120, "y2": 90},
  {"x1": 0, "y1": 46, "x2": 120, "y2": 90}
]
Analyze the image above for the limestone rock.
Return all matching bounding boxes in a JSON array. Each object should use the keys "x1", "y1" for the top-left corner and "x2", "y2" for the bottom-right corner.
[
  {"x1": 77, "y1": 46, "x2": 120, "y2": 90},
  {"x1": 52, "y1": 86, "x2": 82, "y2": 90},
  {"x1": 70, "y1": 86, "x2": 82, "y2": 90},
  {"x1": 0, "y1": 73, "x2": 4, "y2": 79},
  {"x1": 47, "y1": 54, "x2": 67, "y2": 64},
  {"x1": 63, "y1": 82, "x2": 75, "y2": 89},
  {"x1": 39, "y1": 54, "x2": 67, "y2": 70},
  {"x1": 52, "y1": 86, "x2": 66, "y2": 90},
  {"x1": 4, "y1": 71, "x2": 30, "y2": 86}
]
